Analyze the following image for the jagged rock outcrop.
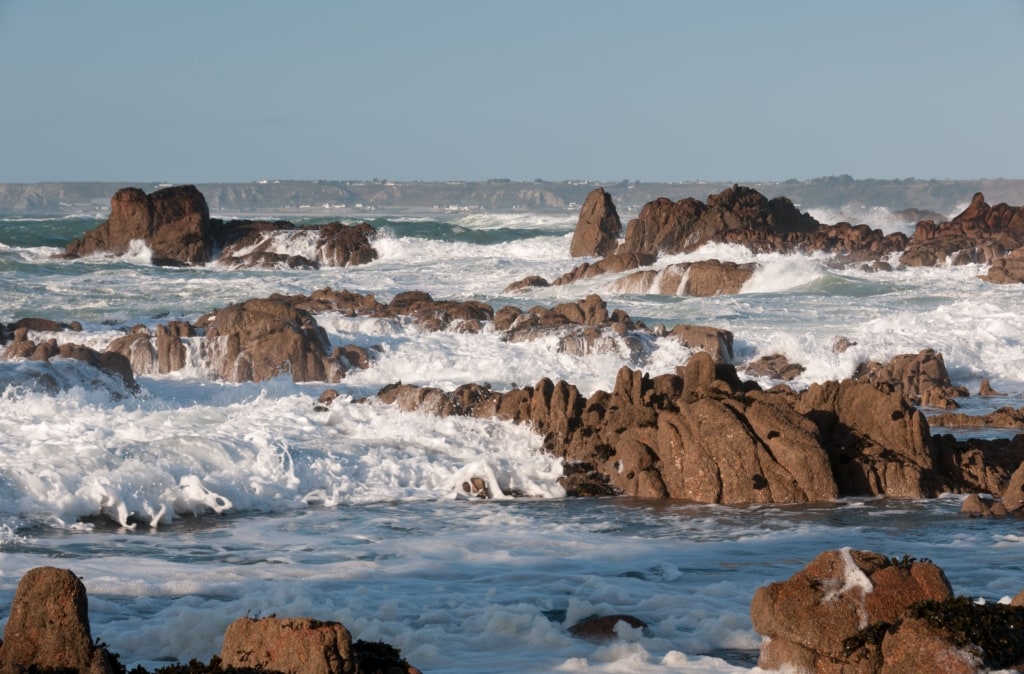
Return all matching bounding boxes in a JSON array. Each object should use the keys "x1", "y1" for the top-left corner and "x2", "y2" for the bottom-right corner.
[
  {"x1": 901, "y1": 192, "x2": 1024, "y2": 269},
  {"x1": 0, "y1": 566, "x2": 117, "y2": 674},
  {"x1": 372, "y1": 345, "x2": 1015, "y2": 502},
  {"x1": 550, "y1": 189, "x2": 1024, "y2": 297},
  {"x1": 933, "y1": 434, "x2": 1024, "y2": 502},
  {"x1": 378, "y1": 354, "x2": 833, "y2": 504},
  {"x1": 569, "y1": 187, "x2": 622, "y2": 257},
  {"x1": 980, "y1": 246, "x2": 1024, "y2": 283},
  {"x1": 618, "y1": 185, "x2": 820, "y2": 257},
  {"x1": 63, "y1": 185, "x2": 379, "y2": 269}
]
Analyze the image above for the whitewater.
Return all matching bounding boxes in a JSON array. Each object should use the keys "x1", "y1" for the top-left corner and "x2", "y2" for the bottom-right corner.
[{"x1": 1, "y1": 205, "x2": 1023, "y2": 672}]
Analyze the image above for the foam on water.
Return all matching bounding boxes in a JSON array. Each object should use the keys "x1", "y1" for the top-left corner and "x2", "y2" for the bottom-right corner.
[{"x1": 0, "y1": 375, "x2": 566, "y2": 531}]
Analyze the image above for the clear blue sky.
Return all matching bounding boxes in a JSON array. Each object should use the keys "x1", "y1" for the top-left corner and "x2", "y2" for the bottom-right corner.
[{"x1": 1, "y1": 1, "x2": 1022, "y2": 183}]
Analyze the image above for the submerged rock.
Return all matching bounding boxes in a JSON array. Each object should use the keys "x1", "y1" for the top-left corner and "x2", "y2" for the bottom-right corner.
[{"x1": 568, "y1": 614, "x2": 647, "y2": 642}]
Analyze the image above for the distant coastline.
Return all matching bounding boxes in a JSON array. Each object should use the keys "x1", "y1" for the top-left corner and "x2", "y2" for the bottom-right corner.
[{"x1": 2, "y1": 176, "x2": 1024, "y2": 218}]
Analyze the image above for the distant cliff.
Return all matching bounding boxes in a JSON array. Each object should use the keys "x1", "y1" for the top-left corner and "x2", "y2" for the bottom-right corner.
[{"x1": 2, "y1": 176, "x2": 1023, "y2": 217}]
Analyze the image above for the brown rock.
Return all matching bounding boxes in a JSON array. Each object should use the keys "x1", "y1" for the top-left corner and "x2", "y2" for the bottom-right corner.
[
  {"x1": 568, "y1": 614, "x2": 647, "y2": 642},
  {"x1": 744, "y1": 353, "x2": 806, "y2": 381},
  {"x1": 665, "y1": 324, "x2": 735, "y2": 363},
  {"x1": 750, "y1": 549, "x2": 952, "y2": 670},
  {"x1": 981, "y1": 247, "x2": 1024, "y2": 284},
  {"x1": 220, "y1": 616, "x2": 357, "y2": 674},
  {"x1": 107, "y1": 326, "x2": 157, "y2": 375},
  {"x1": 203, "y1": 298, "x2": 343, "y2": 383},
  {"x1": 619, "y1": 185, "x2": 821, "y2": 257},
  {"x1": 11, "y1": 317, "x2": 75, "y2": 333},
  {"x1": 316, "y1": 222, "x2": 378, "y2": 267},
  {"x1": 503, "y1": 274, "x2": 550, "y2": 293},
  {"x1": 0, "y1": 567, "x2": 116, "y2": 674},
  {"x1": 881, "y1": 598, "x2": 1024, "y2": 673},
  {"x1": 799, "y1": 379, "x2": 938, "y2": 498},
  {"x1": 879, "y1": 616, "x2": 979, "y2": 674},
  {"x1": 979, "y1": 378, "x2": 1007, "y2": 396},
  {"x1": 619, "y1": 196, "x2": 706, "y2": 256},
  {"x1": 854, "y1": 348, "x2": 966, "y2": 407},
  {"x1": 612, "y1": 260, "x2": 754, "y2": 297},
  {"x1": 552, "y1": 252, "x2": 657, "y2": 286},
  {"x1": 1002, "y1": 461, "x2": 1024, "y2": 512},
  {"x1": 960, "y1": 493, "x2": 995, "y2": 516},
  {"x1": 570, "y1": 187, "x2": 622, "y2": 257},
  {"x1": 53, "y1": 342, "x2": 138, "y2": 392},
  {"x1": 65, "y1": 185, "x2": 214, "y2": 266}
]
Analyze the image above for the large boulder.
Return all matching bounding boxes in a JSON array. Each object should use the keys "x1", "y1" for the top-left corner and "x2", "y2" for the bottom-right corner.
[
  {"x1": 751, "y1": 549, "x2": 953, "y2": 672},
  {"x1": 569, "y1": 187, "x2": 622, "y2": 257},
  {"x1": 201, "y1": 298, "x2": 344, "y2": 383},
  {"x1": 65, "y1": 185, "x2": 213, "y2": 266},
  {"x1": 0, "y1": 566, "x2": 117, "y2": 674},
  {"x1": 220, "y1": 616, "x2": 357, "y2": 674}
]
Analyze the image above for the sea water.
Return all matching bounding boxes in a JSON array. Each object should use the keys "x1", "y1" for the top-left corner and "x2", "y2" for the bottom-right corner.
[{"x1": 1, "y1": 207, "x2": 1023, "y2": 673}]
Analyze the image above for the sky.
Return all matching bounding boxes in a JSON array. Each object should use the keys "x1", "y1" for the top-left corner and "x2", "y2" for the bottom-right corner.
[{"x1": 1, "y1": 1, "x2": 1022, "y2": 183}]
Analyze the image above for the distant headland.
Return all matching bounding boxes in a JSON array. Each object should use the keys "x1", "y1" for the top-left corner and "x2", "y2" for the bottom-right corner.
[{"x1": 2, "y1": 176, "x2": 1024, "y2": 217}]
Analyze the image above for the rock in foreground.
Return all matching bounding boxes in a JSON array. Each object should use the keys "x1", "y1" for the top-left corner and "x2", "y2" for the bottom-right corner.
[
  {"x1": 0, "y1": 566, "x2": 117, "y2": 674},
  {"x1": 751, "y1": 548, "x2": 1024, "y2": 673}
]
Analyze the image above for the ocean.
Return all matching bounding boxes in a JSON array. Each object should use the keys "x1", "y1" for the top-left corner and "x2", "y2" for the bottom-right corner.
[{"x1": 1, "y1": 204, "x2": 1023, "y2": 673}]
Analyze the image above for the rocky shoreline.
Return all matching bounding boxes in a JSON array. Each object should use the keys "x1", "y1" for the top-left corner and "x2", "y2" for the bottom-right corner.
[{"x1": 4, "y1": 184, "x2": 1024, "y2": 671}]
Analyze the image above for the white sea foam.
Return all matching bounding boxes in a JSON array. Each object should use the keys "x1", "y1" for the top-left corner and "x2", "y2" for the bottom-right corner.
[{"x1": 806, "y1": 203, "x2": 919, "y2": 236}]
